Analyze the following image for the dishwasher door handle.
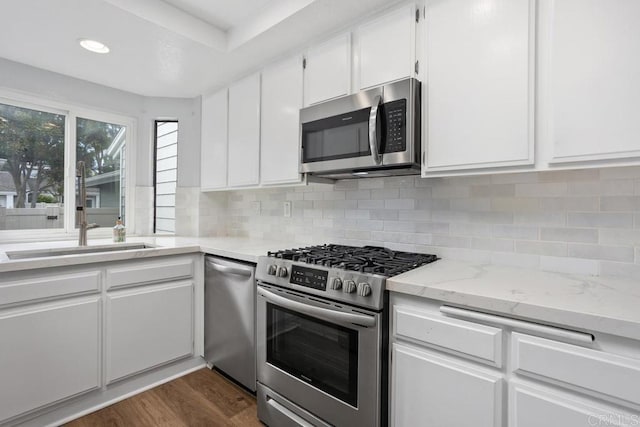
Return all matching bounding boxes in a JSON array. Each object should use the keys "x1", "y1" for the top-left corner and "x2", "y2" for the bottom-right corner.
[{"x1": 207, "y1": 261, "x2": 253, "y2": 278}]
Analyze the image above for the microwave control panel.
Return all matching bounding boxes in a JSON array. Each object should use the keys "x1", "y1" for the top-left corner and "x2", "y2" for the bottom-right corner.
[{"x1": 383, "y1": 99, "x2": 407, "y2": 153}]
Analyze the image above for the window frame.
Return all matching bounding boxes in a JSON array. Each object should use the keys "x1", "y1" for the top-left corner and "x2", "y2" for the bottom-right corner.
[
  {"x1": 0, "y1": 89, "x2": 137, "y2": 242},
  {"x1": 153, "y1": 119, "x2": 178, "y2": 235}
]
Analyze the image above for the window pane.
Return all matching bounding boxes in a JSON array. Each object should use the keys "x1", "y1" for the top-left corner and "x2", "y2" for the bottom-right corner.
[
  {"x1": 76, "y1": 117, "x2": 125, "y2": 227},
  {"x1": 154, "y1": 121, "x2": 177, "y2": 234},
  {"x1": 0, "y1": 103, "x2": 65, "y2": 230}
]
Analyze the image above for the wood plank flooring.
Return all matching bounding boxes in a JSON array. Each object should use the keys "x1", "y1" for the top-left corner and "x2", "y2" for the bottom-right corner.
[{"x1": 66, "y1": 369, "x2": 262, "y2": 427}]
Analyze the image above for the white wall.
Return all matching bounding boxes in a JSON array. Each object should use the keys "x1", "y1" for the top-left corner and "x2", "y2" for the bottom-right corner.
[{"x1": 0, "y1": 58, "x2": 199, "y2": 188}]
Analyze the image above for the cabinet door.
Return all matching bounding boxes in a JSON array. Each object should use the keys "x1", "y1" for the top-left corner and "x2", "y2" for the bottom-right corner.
[
  {"x1": 0, "y1": 298, "x2": 100, "y2": 422},
  {"x1": 260, "y1": 56, "x2": 303, "y2": 185},
  {"x1": 510, "y1": 382, "x2": 638, "y2": 427},
  {"x1": 392, "y1": 343, "x2": 503, "y2": 427},
  {"x1": 106, "y1": 281, "x2": 193, "y2": 383},
  {"x1": 544, "y1": 0, "x2": 640, "y2": 163},
  {"x1": 200, "y1": 89, "x2": 228, "y2": 190},
  {"x1": 304, "y1": 33, "x2": 351, "y2": 106},
  {"x1": 424, "y1": 0, "x2": 535, "y2": 173},
  {"x1": 358, "y1": 4, "x2": 416, "y2": 90},
  {"x1": 228, "y1": 73, "x2": 261, "y2": 187}
]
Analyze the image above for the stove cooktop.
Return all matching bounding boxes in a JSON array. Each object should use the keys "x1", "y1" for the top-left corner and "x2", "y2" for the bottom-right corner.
[{"x1": 267, "y1": 244, "x2": 438, "y2": 277}]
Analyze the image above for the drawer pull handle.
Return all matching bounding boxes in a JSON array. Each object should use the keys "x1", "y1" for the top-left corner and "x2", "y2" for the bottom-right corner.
[{"x1": 440, "y1": 306, "x2": 594, "y2": 344}]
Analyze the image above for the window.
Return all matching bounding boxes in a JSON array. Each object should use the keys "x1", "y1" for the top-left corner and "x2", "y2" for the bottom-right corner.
[
  {"x1": 154, "y1": 121, "x2": 178, "y2": 234},
  {"x1": 0, "y1": 95, "x2": 134, "y2": 236},
  {"x1": 0, "y1": 102, "x2": 65, "y2": 230}
]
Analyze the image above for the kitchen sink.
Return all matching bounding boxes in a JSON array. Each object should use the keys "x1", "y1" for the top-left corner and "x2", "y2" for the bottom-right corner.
[{"x1": 6, "y1": 243, "x2": 157, "y2": 260}]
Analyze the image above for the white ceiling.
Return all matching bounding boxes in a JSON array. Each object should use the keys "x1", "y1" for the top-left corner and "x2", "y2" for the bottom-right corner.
[{"x1": 0, "y1": 0, "x2": 400, "y2": 98}]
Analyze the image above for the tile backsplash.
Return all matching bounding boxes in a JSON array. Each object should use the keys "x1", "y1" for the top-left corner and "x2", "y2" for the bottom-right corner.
[{"x1": 199, "y1": 166, "x2": 640, "y2": 280}]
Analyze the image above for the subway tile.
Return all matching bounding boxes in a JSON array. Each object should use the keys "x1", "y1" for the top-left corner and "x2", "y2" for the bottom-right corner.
[
  {"x1": 540, "y1": 227, "x2": 598, "y2": 243},
  {"x1": 516, "y1": 241, "x2": 567, "y2": 257},
  {"x1": 568, "y1": 244, "x2": 634, "y2": 263},
  {"x1": 345, "y1": 229, "x2": 372, "y2": 240},
  {"x1": 469, "y1": 211, "x2": 513, "y2": 224},
  {"x1": 516, "y1": 182, "x2": 568, "y2": 197},
  {"x1": 345, "y1": 209, "x2": 370, "y2": 219},
  {"x1": 490, "y1": 252, "x2": 540, "y2": 269},
  {"x1": 358, "y1": 199, "x2": 385, "y2": 209},
  {"x1": 599, "y1": 166, "x2": 640, "y2": 180},
  {"x1": 599, "y1": 229, "x2": 640, "y2": 246},
  {"x1": 432, "y1": 185, "x2": 470, "y2": 198},
  {"x1": 600, "y1": 196, "x2": 640, "y2": 212},
  {"x1": 538, "y1": 169, "x2": 600, "y2": 183},
  {"x1": 345, "y1": 190, "x2": 371, "y2": 200},
  {"x1": 539, "y1": 197, "x2": 599, "y2": 212},
  {"x1": 384, "y1": 221, "x2": 417, "y2": 232},
  {"x1": 450, "y1": 198, "x2": 491, "y2": 212},
  {"x1": 431, "y1": 235, "x2": 471, "y2": 248},
  {"x1": 449, "y1": 222, "x2": 493, "y2": 237},
  {"x1": 471, "y1": 237, "x2": 514, "y2": 252},
  {"x1": 514, "y1": 212, "x2": 566, "y2": 226},
  {"x1": 385, "y1": 199, "x2": 416, "y2": 210},
  {"x1": 384, "y1": 176, "x2": 416, "y2": 189},
  {"x1": 371, "y1": 188, "x2": 400, "y2": 200},
  {"x1": 600, "y1": 261, "x2": 640, "y2": 280},
  {"x1": 540, "y1": 256, "x2": 599, "y2": 276},
  {"x1": 303, "y1": 192, "x2": 324, "y2": 201},
  {"x1": 491, "y1": 198, "x2": 540, "y2": 212},
  {"x1": 470, "y1": 184, "x2": 516, "y2": 197},
  {"x1": 398, "y1": 210, "x2": 432, "y2": 221},
  {"x1": 432, "y1": 210, "x2": 470, "y2": 222},
  {"x1": 358, "y1": 177, "x2": 385, "y2": 189},
  {"x1": 370, "y1": 209, "x2": 399, "y2": 220},
  {"x1": 324, "y1": 191, "x2": 346, "y2": 200},
  {"x1": 567, "y1": 212, "x2": 633, "y2": 229},
  {"x1": 415, "y1": 222, "x2": 449, "y2": 234},
  {"x1": 399, "y1": 188, "x2": 433, "y2": 199},
  {"x1": 492, "y1": 224, "x2": 539, "y2": 240},
  {"x1": 416, "y1": 198, "x2": 451, "y2": 210},
  {"x1": 333, "y1": 179, "x2": 358, "y2": 190}
]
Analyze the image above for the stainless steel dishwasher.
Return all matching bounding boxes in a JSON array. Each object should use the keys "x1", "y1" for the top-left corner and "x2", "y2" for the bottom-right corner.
[{"x1": 204, "y1": 255, "x2": 256, "y2": 392}]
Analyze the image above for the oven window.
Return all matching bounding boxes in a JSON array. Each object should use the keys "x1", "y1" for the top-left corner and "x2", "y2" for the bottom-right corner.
[
  {"x1": 302, "y1": 107, "x2": 371, "y2": 163},
  {"x1": 266, "y1": 303, "x2": 358, "y2": 407}
]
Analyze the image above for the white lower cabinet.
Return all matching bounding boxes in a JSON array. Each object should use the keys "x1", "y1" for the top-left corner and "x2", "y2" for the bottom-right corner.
[
  {"x1": 0, "y1": 298, "x2": 100, "y2": 421},
  {"x1": 392, "y1": 343, "x2": 503, "y2": 427},
  {"x1": 106, "y1": 281, "x2": 194, "y2": 383},
  {"x1": 510, "y1": 382, "x2": 639, "y2": 427},
  {"x1": 390, "y1": 294, "x2": 640, "y2": 427}
]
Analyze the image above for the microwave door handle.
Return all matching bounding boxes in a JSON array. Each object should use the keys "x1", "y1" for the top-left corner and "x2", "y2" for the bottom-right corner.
[{"x1": 368, "y1": 94, "x2": 383, "y2": 165}]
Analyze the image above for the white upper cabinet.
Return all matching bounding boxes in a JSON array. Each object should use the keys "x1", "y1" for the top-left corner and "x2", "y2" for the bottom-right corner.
[
  {"x1": 200, "y1": 89, "x2": 228, "y2": 190},
  {"x1": 424, "y1": 0, "x2": 535, "y2": 174},
  {"x1": 357, "y1": 4, "x2": 417, "y2": 90},
  {"x1": 542, "y1": 0, "x2": 640, "y2": 164},
  {"x1": 304, "y1": 33, "x2": 351, "y2": 106},
  {"x1": 228, "y1": 72, "x2": 261, "y2": 187},
  {"x1": 261, "y1": 56, "x2": 304, "y2": 185}
]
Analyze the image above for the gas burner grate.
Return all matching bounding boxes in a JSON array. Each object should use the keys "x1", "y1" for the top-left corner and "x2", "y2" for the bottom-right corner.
[{"x1": 267, "y1": 244, "x2": 438, "y2": 276}]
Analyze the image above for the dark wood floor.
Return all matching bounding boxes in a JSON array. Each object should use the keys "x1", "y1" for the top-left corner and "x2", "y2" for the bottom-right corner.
[{"x1": 66, "y1": 368, "x2": 263, "y2": 427}]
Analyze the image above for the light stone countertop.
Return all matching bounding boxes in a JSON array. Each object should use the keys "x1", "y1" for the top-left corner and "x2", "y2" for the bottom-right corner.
[
  {"x1": 387, "y1": 260, "x2": 640, "y2": 341},
  {"x1": 0, "y1": 236, "x2": 295, "y2": 273}
]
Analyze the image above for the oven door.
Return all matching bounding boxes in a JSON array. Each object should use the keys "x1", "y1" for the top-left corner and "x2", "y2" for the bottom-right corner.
[{"x1": 257, "y1": 284, "x2": 383, "y2": 427}]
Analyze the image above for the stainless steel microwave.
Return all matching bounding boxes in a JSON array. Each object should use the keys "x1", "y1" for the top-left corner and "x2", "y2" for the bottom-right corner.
[{"x1": 300, "y1": 78, "x2": 421, "y2": 179}]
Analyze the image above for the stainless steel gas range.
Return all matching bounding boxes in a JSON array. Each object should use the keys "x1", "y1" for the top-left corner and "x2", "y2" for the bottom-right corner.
[{"x1": 255, "y1": 244, "x2": 438, "y2": 427}]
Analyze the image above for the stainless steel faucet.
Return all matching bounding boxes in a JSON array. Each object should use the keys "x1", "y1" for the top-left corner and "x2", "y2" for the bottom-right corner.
[{"x1": 76, "y1": 161, "x2": 99, "y2": 246}]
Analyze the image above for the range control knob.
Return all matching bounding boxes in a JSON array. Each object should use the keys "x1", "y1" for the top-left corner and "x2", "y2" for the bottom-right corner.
[
  {"x1": 267, "y1": 265, "x2": 278, "y2": 275},
  {"x1": 277, "y1": 266, "x2": 289, "y2": 278},
  {"x1": 343, "y1": 280, "x2": 356, "y2": 294},
  {"x1": 330, "y1": 277, "x2": 343, "y2": 290},
  {"x1": 357, "y1": 282, "x2": 372, "y2": 297}
]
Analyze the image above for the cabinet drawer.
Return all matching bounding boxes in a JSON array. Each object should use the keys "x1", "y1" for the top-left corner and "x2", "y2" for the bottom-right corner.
[
  {"x1": 512, "y1": 333, "x2": 640, "y2": 406},
  {"x1": 106, "y1": 257, "x2": 194, "y2": 290},
  {"x1": 0, "y1": 271, "x2": 100, "y2": 306},
  {"x1": 394, "y1": 306, "x2": 503, "y2": 367}
]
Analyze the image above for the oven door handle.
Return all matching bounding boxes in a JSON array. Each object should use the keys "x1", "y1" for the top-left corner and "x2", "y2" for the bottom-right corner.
[
  {"x1": 258, "y1": 287, "x2": 376, "y2": 327},
  {"x1": 368, "y1": 94, "x2": 383, "y2": 165}
]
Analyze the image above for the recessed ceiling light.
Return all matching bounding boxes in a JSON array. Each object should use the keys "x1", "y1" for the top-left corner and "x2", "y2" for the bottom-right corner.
[{"x1": 79, "y1": 39, "x2": 110, "y2": 54}]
